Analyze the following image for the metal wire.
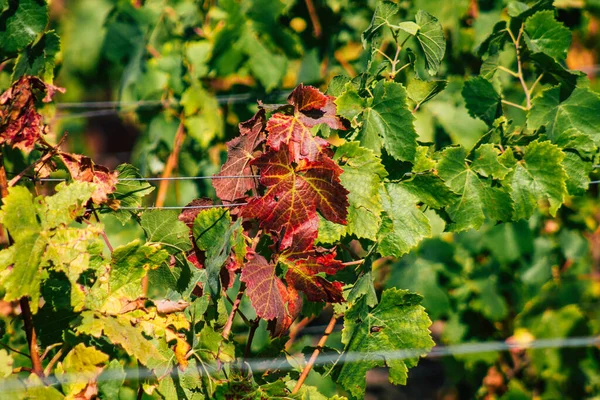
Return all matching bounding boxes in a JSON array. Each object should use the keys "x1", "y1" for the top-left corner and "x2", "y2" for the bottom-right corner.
[
  {"x1": 35, "y1": 175, "x2": 259, "y2": 183},
  {"x1": 107, "y1": 203, "x2": 247, "y2": 211},
  {"x1": 0, "y1": 335, "x2": 597, "y2": 390}
]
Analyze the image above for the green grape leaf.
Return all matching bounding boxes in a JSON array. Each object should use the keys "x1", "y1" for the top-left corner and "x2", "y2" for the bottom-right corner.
[
  {"x1": 361, "y1": 1, "x2": 399, "y2": 47},
  {"x1": 412, "y1": 146, "x2": 436, "y2": 173},
  {"x1": 107, "y1": 164, "x2": 154, "y2": 224},
  {"x1": 524, "y1": 10, "x2": 571, "y2": 61},
  {"x1": 98, "y1": 360, "x2": 126, "y2": 399},
  {"x1": 0, "y1": 0, "x2": 49, "y2": 56},
  {"x1": 77, "y1": 311, "x2": 166, "y2": 368},
  {"x1": 400, "y1": 173, "x2": 458, "y2": 209},
  {"x1": 553, "y1": 128, "x2": 597, "y2": 158},
  {"x1": 357, "y1": 80, "x2": 418, "y2": 162},
  {"x1": 56, "y1": 343, "x2": 108, "y2": 397},
  {"x1": 500, "y1": 141, "x2": 568, "y2": 219},
  {"x1": 476, "y1": 21, "x2": 508, "y2": 58},
  {"x1": 335, "y1": 84, "x2": 367, "y2": 122},
  {"x1": 462, "y1": 76, "x2": 502, "y2": 126},
  {"x1": 437, "y1": 146, "x2": 513, "y2": 231},
  {"x1": 336, "y1": 288, "x2": 434, "y2": 398},
  {"x1": 562, "y1": 152, "x2": 591, "y2": 196},
  {"x1": 331, "y1": 142, "x2": 388, "y2": 240},
  {"x1": 0, "y1": 183, "x2": 98, "y2": 310},
  {"x1": 407, "y1": 79, "x2": 447, "y2": 110},
  {"x1": 378, "y1": 183, "x2": 431, "y2": 258},
  {"x1": 192, "y1": 208, "x2": 240, "y2": 297},
  {"x1": 141, "y1": 210, "x2": 192, "y2": 254},
  {"x1": 12, "y1": 30, "x2": 60, "y2": 82},
  {"x1": 415, "y1": 10, "x2": 446, "y2": 76},
  {"x1": 527, "y1": 86, "x2": 600, "y2": 146},
  {"x1": 472, "y1": 144, "x2": 511, "y2": 180}
]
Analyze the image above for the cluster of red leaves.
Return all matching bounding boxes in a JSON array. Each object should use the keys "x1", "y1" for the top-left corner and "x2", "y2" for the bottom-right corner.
[
  {"x1": 0, "y1": 76, "x2": 64, "y2": 152},
  {"x1": 212, "y1": 84, "x2": 350, "y2": 335},
  {"x1": 0, "y1": 77, "x2": 118, "y2": 205}
]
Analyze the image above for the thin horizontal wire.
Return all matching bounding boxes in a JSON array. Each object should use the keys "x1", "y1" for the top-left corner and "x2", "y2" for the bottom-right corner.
[
  {"x1": 0, "y1": 335, "x2": 597, "y2": 390},
  {"x1": 54, "y1": 92, "x2": 288, "y2": 109},
  {"x1": 34, "y1": 175, "x2": 259, "y2": 183},
  {"x1": 96, "y1": 203, "x2": 247, "y2": 212}
]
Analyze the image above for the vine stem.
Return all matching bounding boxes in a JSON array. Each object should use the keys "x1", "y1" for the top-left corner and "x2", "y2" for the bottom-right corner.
[
  {"x1": 292, "y1": 313, "x2": 338, "y2": 394},
  {"x1": 304, "y1": 0, "x2": 322, "y2": 38},
  {"x1": 222, "y1": 282, "x2": 246, "y2": 339},
  {"x1": 19, "y1": 299, "x2": 44, "y2": 377},
  {"x1": 155, "y1": 116, "x2": 185, "y2": 208},
  {"x1": 285, "y1": 316, "x2": 315, "y2": 351},
  {"x1": 0, "y1": 151, "x2": 44, "y2": 377},
  {"x1": 507, "y1": 25, "x2": 531, "y2": 109},
  {"x1": 243, "y1": 317, "x2": 260, "y2": 362}
]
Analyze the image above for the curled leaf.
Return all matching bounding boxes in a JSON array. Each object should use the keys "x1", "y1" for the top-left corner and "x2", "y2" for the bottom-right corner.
[{"x1": 59, "y1": 153, "x2": 118, "y2": 204}]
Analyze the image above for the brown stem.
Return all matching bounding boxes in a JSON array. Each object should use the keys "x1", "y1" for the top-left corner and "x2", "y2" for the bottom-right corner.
[
  {"x1": 43, "y1": 345, "x2": 66, "y2": 376},
  {"x1": 222, "y1": 282, "x2": 246, "y2": 339},
  {"x1": 304, "y1": 0, "x2": 322, "y2": 38},
  {"x1": 292, "y1": 314, "x2": 337, "y2": 394},
  {"x1": 223, "y1": 291, "x2": 252, "y2": 326},
  {"x1": 243, "y1": 318, "x2": 260, "y2": 362},
  {"x1": 83, "y1": 218, "x2": 113, "y2": 252},
  {"x1": 155, "y1": 117, "x2": 186, "y2": 208},
  {"x1": 285, "y1": 316, "x2": 315, "y2": 351},
  {"x1": 341, "y1": 259, "x2": 365, "y2": 267},
  {"x1": 19, "y1": 298, "x2": 44, "y2": 377},
  {"x1": 8, "y1": 151, "x2": 55, "y2": 187}
]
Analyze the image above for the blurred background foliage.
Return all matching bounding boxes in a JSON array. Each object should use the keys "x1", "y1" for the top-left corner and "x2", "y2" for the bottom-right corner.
[{"x1": 2, "y1": 0, "x2": 600, "y2": 398}]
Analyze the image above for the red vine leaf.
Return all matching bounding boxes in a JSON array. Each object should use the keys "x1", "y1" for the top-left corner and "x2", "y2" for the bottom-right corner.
[
  {"x1": 242, "y1": 148, "x2": 348, "y2": 249},
  {"x1": 266, "y1": 84, "x2": 346, "y2": 162},
  {"x1": 268, "y1": 286, "x2": 303, "y2": 337},
  {"x1": 59, "y1": 153, "x2": 119, "y2": 204},
  {"x1": 281, "y1": 249, "x2": 345, "y2": 303},
  {"x1": 213, "y1": 110, "x2": 265, "y2": 202},
  {"x1": 240, "y1": 253, "x2": 287, "y2": 321},
  {"x1": 0, "y1": 76, "x2": 64, "y2": 153}
]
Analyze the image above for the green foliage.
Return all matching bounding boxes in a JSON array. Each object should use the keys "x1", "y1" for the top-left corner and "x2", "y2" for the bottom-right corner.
[{"x1": 0, "y1": 0, "x2": 599, "y2": 399}]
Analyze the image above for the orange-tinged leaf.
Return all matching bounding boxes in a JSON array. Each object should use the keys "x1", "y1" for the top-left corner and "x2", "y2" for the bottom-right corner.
[
  {"x1": 266, "y1": 84, "x2": 346, "y2": 162},
  {"x1": 242, "y1": 148, "x2": 348, "y2": 248},
  {"x1": 60, "y1": 153, "x2": 118, "y2": 204},
  {"x1": 240, "y1": 253, "x2": 287, "y2": 321},
  {"x1": 281, "y1": 249, "x2": 346, "y2": 303},
  {"x1": 213, "y1": 110, "x2": 266, "y2": 202}
]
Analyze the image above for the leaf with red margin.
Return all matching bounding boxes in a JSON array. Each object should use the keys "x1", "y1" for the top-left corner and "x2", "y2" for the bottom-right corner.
[
  {"x1": 266, "y1": 84, "x2": 346, "y2": 161},
  {"x1": 280, "y1": 249, "x2": 345, "y2": 303},
  {"x1": 241, "y1": 253, "x2": 287, "y2": 321},
  {"x1": 59, "y1": 153, "x2": 119, "y2": 204},
  {"x1": 268, "y1": 286, "x2": 303, "y2": 337},
  {"x1": 0, "y1": 76, "x2": 64, "y2": 153},
  {"x1": 213, "y1": 110, "x2": 266, "y2": 202},
  {"x1": 241, "y1": 148, "x2": 348, "y2": 249}
]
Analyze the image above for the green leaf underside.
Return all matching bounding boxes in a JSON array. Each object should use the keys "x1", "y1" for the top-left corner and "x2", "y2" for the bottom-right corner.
[{"x1": 415, "y1": 10, "x2": 446, "y2": 76}]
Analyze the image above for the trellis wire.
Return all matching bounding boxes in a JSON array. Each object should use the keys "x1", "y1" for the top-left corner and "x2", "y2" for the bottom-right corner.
[
  {"x1": 35, "y1": 175, "x2": 259, "y2": 182},
  {"x1": 0, "y1": 335, "x2": 597, "y2": 390},
  {"x1": 53, "y1": 91, "x2": 289, "y2": 120}
]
